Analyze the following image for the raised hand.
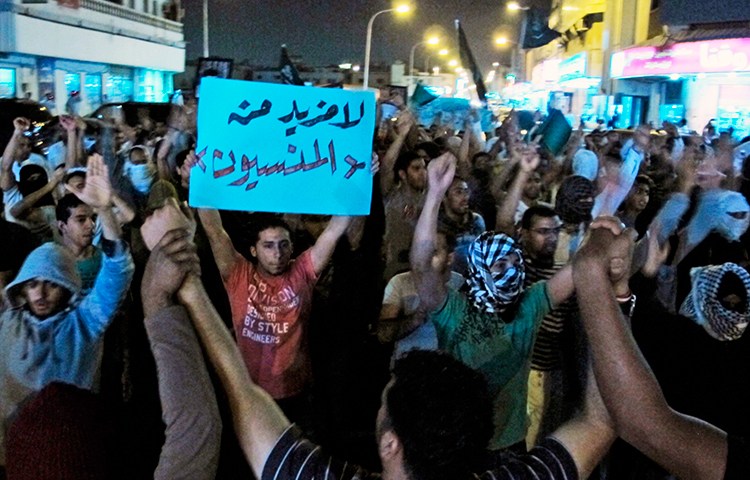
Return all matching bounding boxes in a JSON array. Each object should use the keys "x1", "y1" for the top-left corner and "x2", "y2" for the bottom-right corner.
[
  {"x1": 13, "y1": 117, "x2": 30, "y2": 134},
  {"x1": 67, "y1": 154, "x2": 112, "y2": 209},
  {"x1": 141, "y1": 197, "x2": 196, "y2": 251},
  {"x1": 60, "y1": 115, "x2": 77, "y2": 133},
  {"x1": 141, "y1": 228, "x2": 201, "y2": 316},
  {"x1": 395, "y1": 110, "x2": 415, "y2": 136},
  {"x1": 519, "y1": 144, "x2": 541, "y2": 173},
  {"x1": 427, "y1": 151, "x2": 457, "y2": 194},
  {"x1": 179, "y1": 149, "x2": 200, "y2": 190},
  {"x1": 370, "y1": 152, "x2": 380, "y2": 176}
]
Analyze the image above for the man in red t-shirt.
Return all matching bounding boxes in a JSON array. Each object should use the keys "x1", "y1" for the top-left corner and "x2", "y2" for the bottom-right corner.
[{"x1": 198, "y1": 208, "x2": 351, "y2": 420}]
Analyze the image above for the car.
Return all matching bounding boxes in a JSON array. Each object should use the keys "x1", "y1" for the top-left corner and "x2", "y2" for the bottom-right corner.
[{"x1": 0, "y1": 98, "x2": 54, "y2": 152}]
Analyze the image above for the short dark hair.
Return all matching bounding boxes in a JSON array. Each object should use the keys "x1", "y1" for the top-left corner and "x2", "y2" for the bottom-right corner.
[
  {"x1": 393, "y1": 151, "x2": 422, "y2": 183},
  {"x1": 250, "y1": 214, "x2": 292, "y2": 245},
  {"x1": 633, "y1": 174, "x2": 655, "y2": 190},
  {"x1": 414, "y1": 141, "x2": 442, "y2": 160},
  {"x1": 55, "y1": 193, "x2": 87, "y2": 223},
  {"x1": 520, "y1": 204, "x2": 558, "y2": 230},
  {"x1": 386, "y1": 350, "x2": 493, "y2": 480},
  {"x1": 64, "y1": 170, "x2": 86, "y2": 185}
]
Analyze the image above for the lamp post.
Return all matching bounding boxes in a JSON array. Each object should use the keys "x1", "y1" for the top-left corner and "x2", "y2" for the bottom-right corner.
[
  {"x1": 364, "y1": 5, "x2": 410, "y2": 89},
  {"x1": 202, "y1": 0, "x2": 209, "y2": 57},
  {"x1": 409, "y1": 36, "x2": 439, "y2": 76},
  {"x1": 495, "y1": 36, "x2": 524, "y2": 82}
]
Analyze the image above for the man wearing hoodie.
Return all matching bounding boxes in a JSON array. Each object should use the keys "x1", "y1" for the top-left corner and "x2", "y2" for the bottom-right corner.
[{"x1": 0, "y1": 155, "x2": 134, "y2": 469}]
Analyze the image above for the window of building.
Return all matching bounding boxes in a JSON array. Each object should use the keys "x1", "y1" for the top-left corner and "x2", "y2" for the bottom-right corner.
[
  {"x1": 64, "y1": 73, "x2": 81, "y2": 95},
  {"x1": 0, "y1": 68, "x2": 15, "y2": 98},
  {"x1": 85, "y1": 74, "x2": 103, "y2": 111},
  {"x1": 106, "y1": 69, "x2": 135, "y2": 102}
]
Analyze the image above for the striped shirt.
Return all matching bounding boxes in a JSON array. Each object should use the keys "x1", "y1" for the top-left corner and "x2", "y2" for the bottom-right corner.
[
  {"x1": 262, "y1": 425, "x2": 579, "y2": 480},
  {"x1": 524, "y1": 259, "x2": 576, "y2": 371}
]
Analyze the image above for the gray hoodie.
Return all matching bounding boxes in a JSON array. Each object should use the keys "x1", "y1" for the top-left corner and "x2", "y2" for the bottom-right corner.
[{"x1": 0, "y1": 241, "x2": 134, "y2": 465}]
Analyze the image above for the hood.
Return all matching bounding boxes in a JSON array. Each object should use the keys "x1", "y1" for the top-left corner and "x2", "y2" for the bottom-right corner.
[{"x1": 5, "y1": 243, "x2": 81, "y2": 308}]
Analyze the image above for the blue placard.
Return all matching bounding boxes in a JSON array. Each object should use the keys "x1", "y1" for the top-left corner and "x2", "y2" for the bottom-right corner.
[{"x1": 190, "y1": 77, "x2": 375, "y2": 215}]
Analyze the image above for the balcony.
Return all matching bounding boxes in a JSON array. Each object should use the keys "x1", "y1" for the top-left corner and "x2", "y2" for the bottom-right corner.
[{"x1": 80, "y1": 0, "x2": 181, "y2": 33}]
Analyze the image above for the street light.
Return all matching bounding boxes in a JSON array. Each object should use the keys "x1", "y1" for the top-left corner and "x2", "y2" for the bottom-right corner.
[
  {"x1": 409, "y1": 36, "x2": 440, "y2": 76},
  {"x1": 202, "y1": 0, "x2": 209, "y2": 56},
  {"x1": 424, "y1": 48, "x2": 449, "y2": 72},
  {"x1": 364, "y1": 4, "x2": 410, "y2": 89},
  {"x1": 507, "y1": 1, "x2": 529, "y2": 11}
]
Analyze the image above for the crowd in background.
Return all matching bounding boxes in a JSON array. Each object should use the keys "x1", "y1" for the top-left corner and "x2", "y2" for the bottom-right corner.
[{"x1": 1, "y1": 87, "x2": 750, "y2": 479}]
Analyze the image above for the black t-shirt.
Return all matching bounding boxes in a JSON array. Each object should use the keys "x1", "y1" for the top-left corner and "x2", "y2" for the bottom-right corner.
[
  {"x1": 725, "y1": 435, "x2": 750, "y2": 480},
  {"x1": 262, "y1": 425, "x2": 579, "y2": 480}
]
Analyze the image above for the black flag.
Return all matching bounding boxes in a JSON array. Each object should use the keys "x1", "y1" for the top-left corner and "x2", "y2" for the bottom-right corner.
[
  {"x1": 279, "y1": 45, "x2": 304, "y2": 86},
  {"x1": 520, "y1": 7, "x2": 561, "y2": 49},
  {"x1": 455, "y1": 19, "x2": 487, "y2": 106}
]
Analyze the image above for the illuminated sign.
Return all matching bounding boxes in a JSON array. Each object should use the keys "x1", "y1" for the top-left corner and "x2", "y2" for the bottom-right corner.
[
  {"x1": 559, "y1": 52, "x2": 587, "y2": 82},
  {"x1": 611, "y1": 38, "x2": 750, "y2": 78}
]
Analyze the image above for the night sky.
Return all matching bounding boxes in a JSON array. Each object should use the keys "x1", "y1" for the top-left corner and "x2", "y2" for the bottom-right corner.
[{"x1": 181, "y1": 0, "x2": 522, "y2": 72}]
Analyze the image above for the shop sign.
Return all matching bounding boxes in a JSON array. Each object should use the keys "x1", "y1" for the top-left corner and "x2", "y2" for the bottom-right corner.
[
  {"x1": 611, "y1": 38, "x2": 750, "y2": 78},
  {"x1": 531, "y1": 59, "x2": 560, "y2": 89},
  {"x1": 559, "y1": 52, "x2": 587, "y2": 82}
]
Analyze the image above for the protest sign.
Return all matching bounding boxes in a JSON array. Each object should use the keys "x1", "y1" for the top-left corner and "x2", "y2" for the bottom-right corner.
[{"x1": 190, "y1": 77, "x2": 375, "y2": 215}]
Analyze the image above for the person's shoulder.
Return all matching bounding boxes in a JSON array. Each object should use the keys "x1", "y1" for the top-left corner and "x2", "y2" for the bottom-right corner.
[
  {"x1": 263, "y1": 425, "x2": 378, "y2": 480},
  {"x1": 480, "y1": 436, "x2": 578, "y2": 480}
]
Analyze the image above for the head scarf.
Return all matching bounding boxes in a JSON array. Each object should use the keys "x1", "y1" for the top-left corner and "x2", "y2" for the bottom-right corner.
[
  {"x1": 686, "y1": 189, "x2": 750, "y2": 246},
  {"x1": 555, "y1": 175, "x2": 595, "y2": 224},
  {"x1": 572, "y1": 149, "x2": 599, "y2": 181},
  {"x1": 465, "y1": 232, "x2": 525, "y2": 315},
  {"x1": 679, "y1": 263, "x2": 750, "y2": 341}
]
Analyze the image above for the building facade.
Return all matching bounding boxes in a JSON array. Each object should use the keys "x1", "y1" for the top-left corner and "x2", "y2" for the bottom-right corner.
[
  {"x1": 521, "y1": 0, "x2": 750, "y2": 136},
  {"x1": 0, "y1": 0, "x2": 184, "y2": 114}
]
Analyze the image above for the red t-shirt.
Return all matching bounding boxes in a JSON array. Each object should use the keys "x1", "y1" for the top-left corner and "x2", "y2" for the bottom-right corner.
[{"x1": 224, "y1": 249, "x2": 318, "y2": 399}]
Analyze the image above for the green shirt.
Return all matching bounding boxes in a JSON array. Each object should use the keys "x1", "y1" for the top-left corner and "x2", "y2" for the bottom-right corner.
[{"x1": 430, "y1": 281, "x2": 552, "y2": 449}]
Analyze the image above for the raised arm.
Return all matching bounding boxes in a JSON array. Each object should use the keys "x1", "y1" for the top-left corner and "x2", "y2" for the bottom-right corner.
[
  {"x1": 181, "y1": 150, "x2": 243, "y2": 280},
  {"x1": 179, "y1": 274, "x2": 290, "y2": 480},
  {"x1": 59, "y1": 115, "x2": 82, "y2": 169},
  {"x1": 573, "y1": 220, "x2": 728, "y2": 480},
  {"x1": 141, "y1": 230, "x2": 221, "y2": 480},
  {"x1": 1, "y1": 117, "x2": 29, "y2": 191},
  {"x1": 549, "y1": 361, "x2": 616, "y2": 479},
  {"x1": 309, "y1": 215, "x2": 352, "y2": 276},
  {"x1": 495, "y1": 145, "x2": 539, "y2": 235},
  {"x1": 380, "y1": 111, "x2": 415, "y2": 196},
  {"x1": 410, "y1": 152, "x2": 456, "y2": 313},
  {"x1": 10, "y1": 167, "x2": 64, "y2": 220}
]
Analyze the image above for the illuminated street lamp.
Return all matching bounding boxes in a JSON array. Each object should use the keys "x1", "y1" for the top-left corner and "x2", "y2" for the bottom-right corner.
[
  {"x1": 364, "y1": 4, "x2": 411, "y2": 89},
  {"x1": 425, "y1": 47, "x2": 449, "y2": 72},
  {"x1": 409, "y1": 35, "x2": 440, "y2": 76},
  {"x1": 507, "y1": 1, "x2": 529, "y2": 11}
]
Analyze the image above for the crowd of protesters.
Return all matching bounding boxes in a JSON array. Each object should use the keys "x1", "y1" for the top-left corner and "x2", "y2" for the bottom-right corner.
[{"x1": 1, "y1": 86, "x2": 750, "y2": 480}]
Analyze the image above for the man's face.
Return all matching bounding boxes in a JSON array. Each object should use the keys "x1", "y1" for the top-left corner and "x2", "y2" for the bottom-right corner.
[
  {"x1": 65, "y1": 175, "x2": 86, "y2": 192},
  {"x1": 521, "y1": 215, "x2": 561, "y2": 262},
  {"x1": 431, "y1": 233, "x2": 455, "y2": 278},
  {"x1": 59, "y1": 205, "x2": 96, "y2": 250},
  {"x1": 23, "y1": 279, "x2": 67, "y2": 319},
  {"x1": 16, "y1": 137, "x2": 32, "y2": 161},
  {"x1": 444, "y1": 180, "x2": 470, "y2": 216},
  {"x1": 523, "y1": 172, "x2": 542, "y2": 200},
  {"x1": 402, "y1": 158, "x2": 427, "y2": 191},
  {"x1": 250, "y1": 227, "x2": 293, "y2": 276}
]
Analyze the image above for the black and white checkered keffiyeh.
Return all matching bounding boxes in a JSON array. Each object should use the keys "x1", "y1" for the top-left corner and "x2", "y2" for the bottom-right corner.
[
  {"x1": 465, "y1": 232, "x2": 525, "y2": 315},
  {"x1": 679, "y1": 262, "x2": 750, "y2": 341}
]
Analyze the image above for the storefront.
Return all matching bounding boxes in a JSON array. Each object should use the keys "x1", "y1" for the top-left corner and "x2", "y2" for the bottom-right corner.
[
  {"x1": 610, "y1": 37, "x2": 750, "y2": 137},
  {"x1": 557, "y1": 52, "x2": 605, "y2": 128}
]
